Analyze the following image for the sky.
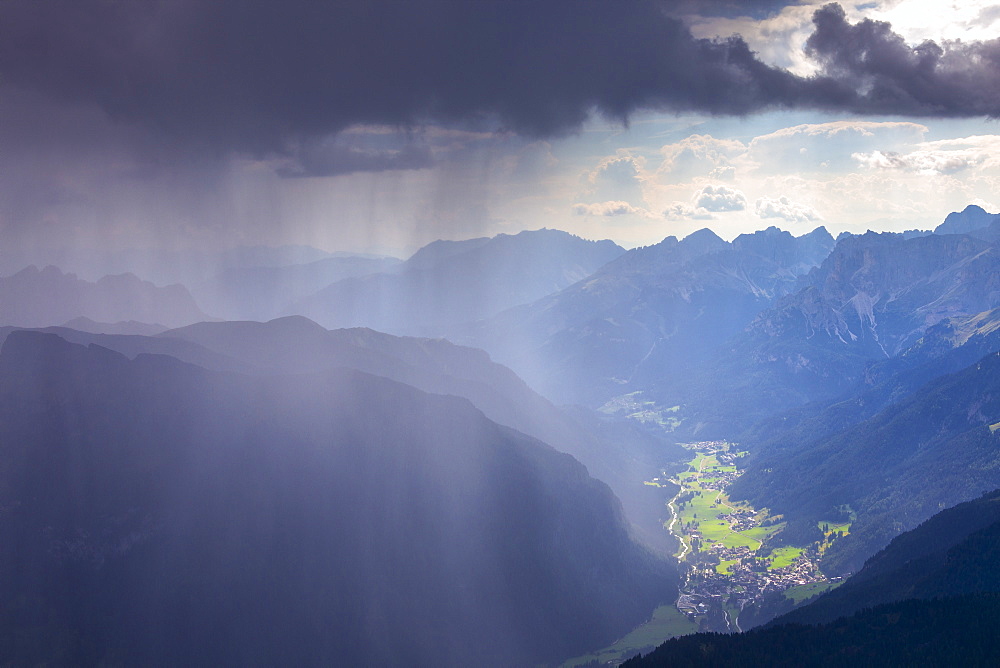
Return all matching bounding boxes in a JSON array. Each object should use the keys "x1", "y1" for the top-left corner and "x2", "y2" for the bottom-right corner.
[{"x1": 3, "y1": 0, "x2": 1000, "y2": 269}]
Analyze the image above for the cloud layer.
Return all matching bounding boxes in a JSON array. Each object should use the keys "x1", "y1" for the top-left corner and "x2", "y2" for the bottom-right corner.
[{"x1": 5, "y1": 0, "x2": 1000, "y2": 167}]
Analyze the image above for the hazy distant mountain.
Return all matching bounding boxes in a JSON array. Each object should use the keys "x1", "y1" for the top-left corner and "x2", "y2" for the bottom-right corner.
[
  {"x1": 404, "y1": 236, "x2": 493, "y2": 269},
  {"x1": 0, "y1": 265, "x2": 210, "y2": 328},
  {"x1": 0, "y1": 330, "x2": 671, "y2": 666},
  {"x1": 464, "y1": 226, "x2": 834, "y2": 407},
  {"x1": 744, "y1": 231, "x2": 999, "y2": 360},
  {"x1": 0, "y1": 244, "x2": 355, "y2": 288},
  {"x1": 192, "y1": 255, "x2": 403, "y2": 321},
  {"x1": 61, "y1": 317, "x2": 169, "y2": 336},
  {"x1": 285, "y1": 228, "x2": 625, "y2": 335}
]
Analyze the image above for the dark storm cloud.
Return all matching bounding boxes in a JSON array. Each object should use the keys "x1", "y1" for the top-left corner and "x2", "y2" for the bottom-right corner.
[
  {"x1": 806, "y1": 3, "x2": 1000, "y2": 117},
  {"x1": 1, "y1": 0, "x2": 999, "y2": 169},
  {"x1": 277, "y1": 143, "x2": 435, "y2": 178},
  {"x1": 0, "y1": 0, "x2": 822, "y2": 156},
  {"x1": 666, "y1": 0, "x2": 796, "y2": 19}
]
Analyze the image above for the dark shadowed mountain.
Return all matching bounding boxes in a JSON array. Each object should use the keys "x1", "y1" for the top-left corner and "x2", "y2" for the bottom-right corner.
[
  {"x1": 192, "y1": 255, "x2": 403, "y2": 321},
  {"x1": 0, "y1": 325, "x2": 254, "y2": 377},
  {"x1": 155, "y1": 317, "x2": 684, "y2": 553},
  {"x1": 285, "y1": 228, "x2": 625, "y2": 336},
  {"x1": 0, "y1": 330, "x2": 672, "y2": 667},
  {"x1": 620, "y1": 594, "x2": 1000, "y2": 667},
  {"x1": 0, "y1": 265, "x2": 210, "y2": 329},
  {"x1": 0, "y1": 317, "x2": 683, "y2": 554},
  {"x1": 730, "y1": 350, "x2": 1000, "y2": 574},
  {"x1": 463, "y1": 226, "x2": 834, "y2": 407}
]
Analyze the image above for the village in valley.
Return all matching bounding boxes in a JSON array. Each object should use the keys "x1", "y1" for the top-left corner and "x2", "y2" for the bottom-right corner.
[
  {"x1": 652, "y1": 441, "x2": 846, "y2": 633},
  {"x1": 561, "y1": 440, "x2": 851, "y2": 667}
]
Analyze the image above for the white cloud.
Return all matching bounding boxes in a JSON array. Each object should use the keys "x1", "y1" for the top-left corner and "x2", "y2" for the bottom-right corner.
[
  {"x1": 863, "y1": 0, "x2": 1000, "y2": 45},
  {"x1": 853, "y1": 134, "x2": 1000, "y2": 175},
  {"x1": 572, "y1": 200, "x2": 654, "y2": 217},
  {"x1": 708, "y1": 165, "x2": 736, "y2": 181},
  {"x1": 582, "y1": 150, "x2": 647, "y2": 205},
  {"x1": 587, "y1": 153, "x2": 644, "y2": 186},
  {"x1": 658, "y1": 134, "x2": 746, "y2": 180},
  {"x1": 755, "y1": 196, "x2": 820, "y2": 223},
  {"x1": 664, "y1": 203, "x2": 715, "y2": 221},
  {"x1": 746, "y1": 121, "x2": 929, "y2": 174},
  {"x1": 852, "y1": 149, "x2": 981, "y2": 175},
  {"x1": 695, "y1": 184, "x2": 747, "y2": 212}
]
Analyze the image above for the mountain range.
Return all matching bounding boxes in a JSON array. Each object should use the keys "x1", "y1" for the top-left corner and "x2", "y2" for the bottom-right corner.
[
  {"x1": 6, "y1": 203, "x2": 1000, "y2": 663},
  {"x1": 641, "y1": 228, "x2": 1000, "y2": 439},
  {"x1": 461, "y1": 225, "x2": 834, "y2": 407}
]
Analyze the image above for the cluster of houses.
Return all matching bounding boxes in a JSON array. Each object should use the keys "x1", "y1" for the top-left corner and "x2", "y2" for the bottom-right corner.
[
  {"x1": 677, "y1": 541, "x2": 828, "y2": 627},
  {"x1": 719, "y1": 509, "x2": 757, "y2": 532},
  {"x1": 670, "y1": 441, "x2": 830, "y2": 632}
]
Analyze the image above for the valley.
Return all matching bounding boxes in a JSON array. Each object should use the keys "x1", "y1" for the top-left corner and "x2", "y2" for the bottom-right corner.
[
  {"x1": 562, "y1": 438, "x2": 847, "y2": 665},
  {"x1": 659, "y1": 441, "x2": 842, "y2": 633}
]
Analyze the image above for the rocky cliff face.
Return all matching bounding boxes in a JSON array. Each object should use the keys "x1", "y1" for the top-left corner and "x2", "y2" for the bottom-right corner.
[
  {"x1": 656, "y1": 231, "x2": 1000, "y2": 438},
  {"x1": 749, "y1": 232, "x2": 1000, "y2": 359}
]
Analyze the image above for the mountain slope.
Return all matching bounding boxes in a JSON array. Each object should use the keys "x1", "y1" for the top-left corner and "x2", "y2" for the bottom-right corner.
[
  {"x1": 731, "y1": 350, "x2": 1000, "y2": 573},
  {"x1": 620, "y1": 594, "x2": 1000, "y2": 667},
  {"x1": 0, "y1": 317, "x2": 683, "y2": 552},
  {"x1": 934, "y1": 203, "x2": 1000, "y2": 235},
  {"x1": 741, "y1": 305, "x2": 1000, "y2": 461},
  {"x1": 0, "y1": 330, "x2": 672, "y2": 667},
  {"x1": 773, "y1": 490, "x2": 1000, "y2": 627}
]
